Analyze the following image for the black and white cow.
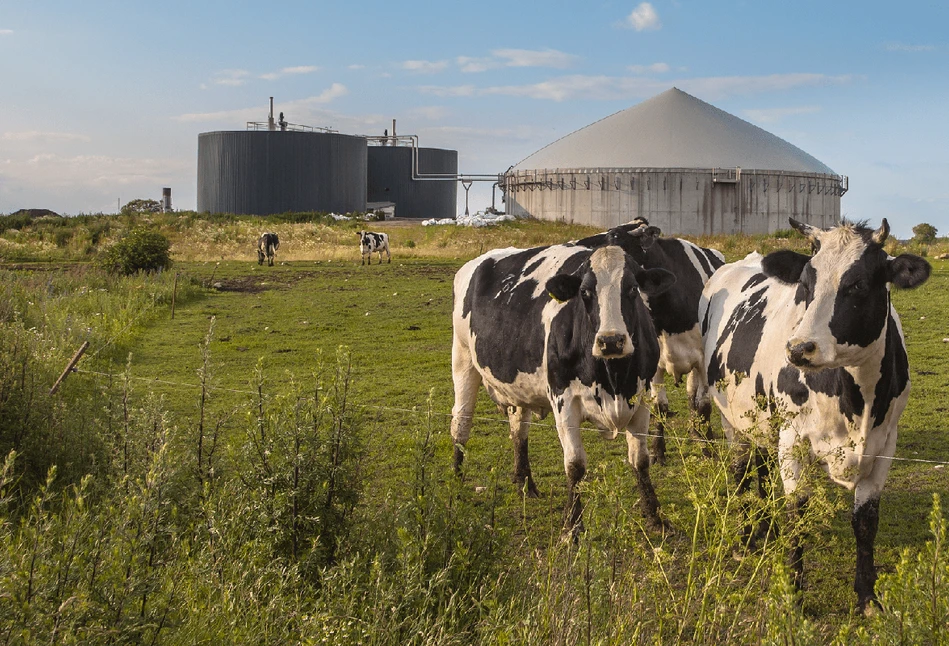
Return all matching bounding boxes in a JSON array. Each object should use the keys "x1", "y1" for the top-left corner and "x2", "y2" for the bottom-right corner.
[
  {"x1": 451, "y1": 229, "x2": 677, "y2": 532},
  {"x1": 257, "y1": 232, "x2": 279, "y2": 266},
  {"x1": 575, "y1": 218, "x2": 725, "y2": 463},
  {"x1": 700, "y1": 218, "x2": 930, "y2": 612},
  {"x1": 358, "y1": 230, "x2": 391, "y2": 265}
]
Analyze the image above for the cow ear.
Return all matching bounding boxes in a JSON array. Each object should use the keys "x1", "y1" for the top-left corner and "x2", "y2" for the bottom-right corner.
[
  {"x1": 762, "y1": 249, "x2": 810, "y2": 284},
  {"x1": 636, "y1": 267, "x2": 676, "y2": 296},
  {"x1": 887, "y1": 254, "x2": 931, "y2": 289},
  {"x1": 546, "y1": 274, "x2": 582, "y2": 302}
]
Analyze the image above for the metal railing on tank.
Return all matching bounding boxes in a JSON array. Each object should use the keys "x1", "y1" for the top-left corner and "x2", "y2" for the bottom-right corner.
[{"x1": 245, "y1": 121, "x2": 338, "y2": 133}]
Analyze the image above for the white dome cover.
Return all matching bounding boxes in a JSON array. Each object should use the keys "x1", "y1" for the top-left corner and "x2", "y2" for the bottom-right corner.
[{"x1": 512, "y1": 88, "x2": 836, "y2": 175}]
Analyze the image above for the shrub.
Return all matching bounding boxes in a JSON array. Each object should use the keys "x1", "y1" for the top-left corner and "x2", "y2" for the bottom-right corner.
[
  {"x1": 96, "y1": 228, "x2": 172, "y2": 275},
  {"x1": 120, "y1": 198, "x2": 162, "y2": 216},
  {"x1": 912, "y1": 222, "x2": 938, "y2": 244}
]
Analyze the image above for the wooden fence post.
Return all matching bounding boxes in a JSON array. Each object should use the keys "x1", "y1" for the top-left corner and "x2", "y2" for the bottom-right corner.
[
  {"x1": 171, "y1": 272, "x2": 179, "y2": 320},
  {"x1": 49, "y1": 341, "x2": 90, "y2": 395}
]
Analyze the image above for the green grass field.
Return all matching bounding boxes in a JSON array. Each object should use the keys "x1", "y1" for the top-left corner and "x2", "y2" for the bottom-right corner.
[
  {"x1": 2, "y1": 216, "x2": 948, "y2": 643},
  {"x1": 127, "y1": 240, "x2": 949, "y2": 621}
]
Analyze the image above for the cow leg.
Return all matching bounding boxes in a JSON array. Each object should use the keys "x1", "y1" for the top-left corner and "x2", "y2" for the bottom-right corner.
[
  {"x1": 649, "y1": 368, "x2": 668, "y2": 466},
  {"x1": 450, "y1": 335, "x2": 481, "y2": 477},
  {"x1": 852, "y1": 496, "x2": 881, "y2": 614},
  {"x1": 732, "y1": 444, "x2": 774, "y2": 549},
  {"x1": 508, "y1": 406, "x2": 539, "y2": 497},
  {"x1": 386, "y1": 247, "x2": 391, "y2": 264},
  {"x1": 627, "y1": 403, "x2": 667, "y2": 531},
  {"x1": 778, "y1": 440, "x2": 806, "y2": 596},
  {"x1": 687, "y1": 367, "x2": 715, "y2": 456},
  {"x1": 554, "y1": 400, "x2": 586, "y2": 538}
]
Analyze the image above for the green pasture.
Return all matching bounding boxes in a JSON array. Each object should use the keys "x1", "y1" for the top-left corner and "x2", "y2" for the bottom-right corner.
[
  {"x1": 2, "y1": 216, "x2": 949, "y2": 643},
  {"x1": 119, "y1": 249, "x2": 949, "y2": 623}
]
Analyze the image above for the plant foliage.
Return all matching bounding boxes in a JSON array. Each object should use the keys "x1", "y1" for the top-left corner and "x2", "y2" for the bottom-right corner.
[{"x1": 97, "y1": 228, "x2": 172, "y2": 275}]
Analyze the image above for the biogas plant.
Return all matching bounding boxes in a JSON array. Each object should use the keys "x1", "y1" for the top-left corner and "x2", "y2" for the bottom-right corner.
[{"x1": 197, "y1": 89, "x2": 846, "y2": 235}]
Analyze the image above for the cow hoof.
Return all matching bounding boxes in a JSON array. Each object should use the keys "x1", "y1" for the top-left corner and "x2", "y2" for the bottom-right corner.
[
  {"x1": 856, "y1": 596, "x2": 881, "y2": 617},
  {"x1": 520, "y1": 479, "x2": 540, "y2": 498},
  {"x1": 647, "y1": 517, "x2": 676, "y2": 536}
]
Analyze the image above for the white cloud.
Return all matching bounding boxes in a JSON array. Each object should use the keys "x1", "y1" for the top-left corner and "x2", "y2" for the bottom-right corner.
[
  {"x1": 175, "y1": 84, "x2": 349, "y2": 124},
  {"x1": 3, "y1": 131, "x2": 91, "y2": 143},
  {"x1": 884, "y1": 42, "x2": 936, "y2": 52},
  {"x1": 743, "y1": 105, "x2": 821, "y2": 123},
  {"x1": 418, "y1": 84, "x2": 477, "y2": 98},
  {"x1": 407, "y1": 106, "x2": 450, "y2": 121},
  {"x1": 458, "y1": 48, "x2": 577, "y2": 73},
  {"x1": 213, "y1": 69, "x2": 251, "y2": 86},
  {"x1": 457, "y1": 56, "x2": 494, "y2": 73},
  {"x1": 420, "y1": 72, "x2": 853, "y2": 103},
  {"x1": 260, "y1": 65, "x2": 319, "y2": 80},
  {"x1": 492, "y1": 48, "x2": 577, "y2": 69},
  {"x1": 400, "y1": 60, "x2": 450, "y2": 74},
  {"x1": 348, "y1": 64, "x2": 365, "y2": 70},
  {"x1": 6, "y1": 153, "x2": 190, "y2": 189},
  {"x1": 625, "y1": 3, "x2": 661, "y2": 31},
  {"x1": 628, "y1": 62, "x2": 670, "y2": 74},
  {"x1": 0, "y1": 29, "x2": 13, "y2": 36},
  {"x1": 678, "y1": 73, "x2": 855, "y2": 100}
]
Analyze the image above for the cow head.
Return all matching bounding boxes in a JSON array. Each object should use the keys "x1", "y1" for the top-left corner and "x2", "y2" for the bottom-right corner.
[
  {"x1": 762, "y1": 218, "x2": 930, "y2": 369},
  {"x1": 546, "y1": 246, "x2": 676, "y2": 359}
]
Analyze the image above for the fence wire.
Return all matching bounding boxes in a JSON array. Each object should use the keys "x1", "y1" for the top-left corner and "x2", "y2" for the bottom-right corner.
[{"x1": 70, "y1": 367, "x2": 949, "y2": 469}]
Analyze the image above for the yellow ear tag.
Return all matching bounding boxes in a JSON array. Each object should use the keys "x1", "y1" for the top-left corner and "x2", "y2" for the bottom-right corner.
[{"x1": 548, "y1": 291, "x2": 565, "y2": 303}]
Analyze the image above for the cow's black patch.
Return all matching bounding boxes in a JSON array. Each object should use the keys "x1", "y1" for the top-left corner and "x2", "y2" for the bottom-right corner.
[
  {"x1": 462, "y1": 247, "x2": 548, "y2": 383},
  {"x1": 742, "y1": 273, "x2": 768, "y2": 292},
  {"x1": 707, "y1": 349, "x2": 725, "y2": 389},
  {"x1": 721, "y1": 288, "x2": 768, "y2": 376},
  {"x1": 642, "y1": 239, "x2": 715, "y2": 336},
  {"x1": 754, "y1": 373, "x2": 766, "y2": 399},
  {"x1": 777, "y1": 365, "x2": 810, "y2": 406},
  {"x1": 804, "y1": 367, "x2": 865, "y2": 422},
  {"x1": 829, "y1": 246, "x2": 888, "y2": 348},
  {"x1": 762, "y1": 249, "x2": 809, "y2": 285},
  {"x1": 524, "y1": 257, "x2": 544, "y2": 276},
  {"x1": 871, "y1": 312, "x2": 909, "y2": 428}
]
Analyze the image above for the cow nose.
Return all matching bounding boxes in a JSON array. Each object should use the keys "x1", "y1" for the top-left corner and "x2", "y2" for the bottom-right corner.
[
  {"x1": 787, "y1": 341, "x2": 816, "y2": 366},
  {"x1": 596, "y1": 333, "x2": 629, "y2": 358}
]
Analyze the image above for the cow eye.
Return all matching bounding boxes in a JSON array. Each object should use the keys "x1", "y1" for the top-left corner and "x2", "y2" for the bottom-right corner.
[
  {"x1": 580, "y1": 287, "x2": 594, "y2": 300},
  {"x1": 846, "y1": 279, "x2": 868, "y2": 294}
]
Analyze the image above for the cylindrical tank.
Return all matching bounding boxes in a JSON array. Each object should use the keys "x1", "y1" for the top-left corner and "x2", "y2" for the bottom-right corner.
[
  {"x1": 367, "y1": 146, "x2": 457, "y2": 219},
  {"x1": 161, "y1": 187, "x2": 172, "y2": 213},
  {"x1": 503, "y1": 88, "x2": 846, "y2": 235},
  {"x1": 197, "y1": 131, "x2": 367, "y2": 215}
]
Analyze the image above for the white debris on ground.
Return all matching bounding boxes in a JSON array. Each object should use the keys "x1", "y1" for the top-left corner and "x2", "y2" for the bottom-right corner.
[{"x1": 422, "y1": 210, "x2": 518, "y2": 227}]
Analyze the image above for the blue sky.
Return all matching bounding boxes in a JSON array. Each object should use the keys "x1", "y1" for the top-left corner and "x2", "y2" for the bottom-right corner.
[{"x1": 2, "y1": 0, "x2": 948, "y2": 237}]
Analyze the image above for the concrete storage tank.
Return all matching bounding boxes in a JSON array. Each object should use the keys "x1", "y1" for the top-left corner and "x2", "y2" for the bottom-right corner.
[
  {"x1": 367, "y1": 145, "x2": 458, "y2": 219},
  {"x1": 197, "y1": 130, "x2": 367, "y2": 216},
  {"x1": 501, "y1": 88, "x2": 848, "y2": 235}
]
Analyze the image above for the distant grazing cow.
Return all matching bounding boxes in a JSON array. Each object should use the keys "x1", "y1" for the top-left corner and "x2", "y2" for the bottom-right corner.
[
  {"x1": 257, "y1": 232, "x2": 279, "y2": 266},
  {"x1": 451, "y1": 229, "x2": 677, "y2": 533},
  {"x1": 358, "y1": 231, "x2": 391, "y2": 265},
  {"x1": 575, "y1": 218, "x2": 725, "y2": 463},
  {"x1": 700, "y1": 218, "x2": 930, "y2": 612}
]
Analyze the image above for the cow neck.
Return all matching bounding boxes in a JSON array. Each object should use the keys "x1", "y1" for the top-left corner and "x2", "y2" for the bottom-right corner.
[{"x1": 828, "y1": 304, "x2": 892, "y2": 426}]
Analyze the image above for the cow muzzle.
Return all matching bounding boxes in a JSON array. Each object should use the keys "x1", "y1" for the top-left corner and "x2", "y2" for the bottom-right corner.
[
  {"x1": 786, "y1": 340, "x2": 817, "y2": 367},
  {"x1": 594, "y1": 332, "x2": 631, "y2": 358}
]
